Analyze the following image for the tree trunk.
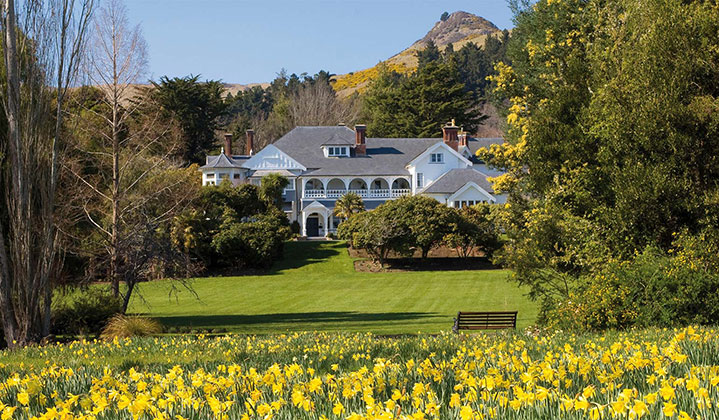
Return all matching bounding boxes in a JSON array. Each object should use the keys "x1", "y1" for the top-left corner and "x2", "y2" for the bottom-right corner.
[
  {"x1": 1, "y1": 0, "x2": 24, "y2": 348},
  {"x1": 0, "y1": 225, "x2": 19, "y2": 346},
  {"x1": 110, "y1": 75, "x2": 121, "y2": 298},
  {"x1": 121, "y1": 280, "x2": 134, "y2": 314}
]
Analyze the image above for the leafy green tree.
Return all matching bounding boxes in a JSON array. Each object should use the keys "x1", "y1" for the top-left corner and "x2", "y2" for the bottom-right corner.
[
  {"x1": 172, "y1": 182, "x2": 291, "y2": 270},
  {"x1": 211, "y1": 208, "x2": 291, "y2": 269},
  {"x1": 444, "y1": 204, "x2": 501, "y2": 258},
  {"x1": 333, "y1": 192, "x2": 365, "y2": 220},
  {"x1": 151, "y1": 75, "x2": 227, "y2": 164},
  {"x1": 259, "y1": 174, "x2": 289, "y2": 209},
  {"x1": 364, "y1": 57, "x2": 482, "y2": 137},
  {"x1": 397, "y1": 195, "x2": 453, "y2": 259},
  {"x1": 338, "y1": 208, "x2": 413, "y2": 267},
  {"x1": 416, "y1": 40, "x2": 441, "y2": 70},
  {"x1": 480, "y1": 0, "x2": 719, "y2": 325}
]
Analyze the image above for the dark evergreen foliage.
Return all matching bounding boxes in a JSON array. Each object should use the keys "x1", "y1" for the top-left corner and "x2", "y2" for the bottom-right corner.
[{"x1": 151, "y1": 75, "x2": 227, "y2": 165}]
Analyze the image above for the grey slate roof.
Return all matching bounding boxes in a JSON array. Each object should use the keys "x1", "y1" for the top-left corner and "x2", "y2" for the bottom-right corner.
[
  {"x1": 201, "y1": 154, "x2": 250, "y2": 169},
  {"x1": 198, "y1": 127, "x2": 506, "y2": 177},
  {"x1": 420, "y1": 168, "x2": 495, "y2": 194},
  {"x1": 321, "y1": 131, "x2": 355, "y2": 146},
  {"x1": 272, "y1": 126, "x2": 441, "y2": 176},
  {"x1": 465, "y1": 137, "x2": 504, "y2": 155},
  {"x1": 201, "y1": 153, "x2": 245, "y2": 169}
]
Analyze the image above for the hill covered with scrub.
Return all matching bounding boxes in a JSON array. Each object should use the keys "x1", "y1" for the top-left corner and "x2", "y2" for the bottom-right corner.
[{"x1": 332, "y1": 11, "x2": 505, "y2": 96}]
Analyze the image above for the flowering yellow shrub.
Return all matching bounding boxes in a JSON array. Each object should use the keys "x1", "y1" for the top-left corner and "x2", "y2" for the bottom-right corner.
[
  {"x1": 0, "y1": 328, "x2": 718, "y2": 419},
  {"x1": 332, "y1": 62, "x2": 413, "y2": 93}
]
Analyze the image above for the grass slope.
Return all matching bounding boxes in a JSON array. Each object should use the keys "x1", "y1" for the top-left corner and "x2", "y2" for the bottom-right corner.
[{"x1": 129, "y1": 241, "x2": 537, "y2": 334}]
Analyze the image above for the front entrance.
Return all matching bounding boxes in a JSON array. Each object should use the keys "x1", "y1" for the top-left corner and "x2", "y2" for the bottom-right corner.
[{"x1": 306, "y1": 216, "x2": 320, "y2": 237}]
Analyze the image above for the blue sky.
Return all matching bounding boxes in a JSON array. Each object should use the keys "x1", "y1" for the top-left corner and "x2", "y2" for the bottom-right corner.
[{"x1": 124, "y1": 1, "x2": 514, "y2": 84}]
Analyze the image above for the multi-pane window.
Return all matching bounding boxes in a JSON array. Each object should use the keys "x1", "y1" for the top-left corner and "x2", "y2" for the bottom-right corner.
[
  {"x1": 233, "y1": 173, "x2": 241, "y2": 179},
  {"x1": 454, "y1": 200, "x2": 487, "y2": 208},
  {"x1": 328, "y1": 146, "x2": 348, "y2": 157},
  {"x1": 430, "y1": 153, "x2": 444, "y2": 163},
  {"x1": 206, "y1": 173, "x2": 215, "y2": 179},
  {"x1": 416, "y1": 173, "x2": 424, "y2": 188}
]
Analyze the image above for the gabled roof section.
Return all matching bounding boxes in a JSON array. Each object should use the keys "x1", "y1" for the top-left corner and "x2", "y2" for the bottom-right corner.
[
  {"x1": 420, "y1": 168, "x2": 495, "y2": 194},
  {"x1": 200, "y1": 153, "x2": 244, "y2": 169},
  {"x1": 302, "y1": 200, "x2": 329, "y2": 212},
  {"x1": 447, "y1": 181, "x2": 496, "y2": 203},
  {"x1": 242, "y1": 144, "x2": 306, "y2": 171},
  {"x1": 405, "y1": 141, "x2": 473, "y2": 168}
]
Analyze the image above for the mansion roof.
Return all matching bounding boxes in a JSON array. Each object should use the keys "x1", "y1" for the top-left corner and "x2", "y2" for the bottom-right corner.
[
  {"x1": 201, "y1": 126, "x2": 505, "y2": 196},
  {"x1": 420, "y1": 168, "x2": 495, "y2": 194}
]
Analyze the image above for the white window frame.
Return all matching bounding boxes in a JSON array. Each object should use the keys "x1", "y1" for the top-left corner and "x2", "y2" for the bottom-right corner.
[
  {"x1": 327, "y1": 146, "x2": 348, "y2": 157},
  {"x1": 416, "y1": 173, "x2": 424, "y2": 188},
  {"x1": 430, "y1": 153, "x2": 444, "y2": 163},
  {"x1": 206, "y1": 173, "x2": 215, "y2": 179}
]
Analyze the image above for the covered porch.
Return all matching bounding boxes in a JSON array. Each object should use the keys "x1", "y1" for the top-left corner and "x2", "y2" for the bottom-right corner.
[{"x1": 301, "y1": 201, "x2": 342, "y2": 237}]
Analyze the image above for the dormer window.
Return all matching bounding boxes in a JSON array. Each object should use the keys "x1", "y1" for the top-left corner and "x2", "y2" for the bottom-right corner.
[
  {"x1": 327, "y1": 146, "x2": 348, "y2": 157},
  {"x1": 430, "y1": 153, "x2": 444, "y2": 163}
]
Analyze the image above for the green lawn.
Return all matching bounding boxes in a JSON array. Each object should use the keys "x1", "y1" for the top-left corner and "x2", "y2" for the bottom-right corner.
[{"x1": 129, "y1": 241, "x2": 538, "y2": 334}]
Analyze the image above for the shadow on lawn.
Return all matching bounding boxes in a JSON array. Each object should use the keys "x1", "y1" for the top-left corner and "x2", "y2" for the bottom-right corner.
[
  {"x1": 157, "y1": 311, "x2": 438, "y2": 328},
  {"x1": 269, "y1": 241, "x2": 345, "y2": 273}
]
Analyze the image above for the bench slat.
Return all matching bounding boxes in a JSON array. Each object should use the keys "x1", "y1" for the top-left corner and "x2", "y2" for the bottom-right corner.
[
  {"x1": 458, "y1": 316, "x2": 517, "y2": 320},
  {"x1": 453, "y1": 311, "x2": 517, "y2": 333}
]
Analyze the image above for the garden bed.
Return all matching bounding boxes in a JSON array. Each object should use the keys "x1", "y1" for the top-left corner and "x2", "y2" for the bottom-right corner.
[{"x1": 354, "y1": 257, "x2": 497, "y2": 272}]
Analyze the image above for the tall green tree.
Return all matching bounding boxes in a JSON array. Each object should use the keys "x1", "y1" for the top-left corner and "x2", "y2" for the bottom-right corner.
[
  {"x1": 364, "y1": 58, "x2": 481, "y2": 137},
  {"x1": 481, "y1": 0, "x2": 719, "y2": 319},
  {"x1": 416, "y1": 40, "x2": 441, "y2": 70},
  {"x1": 151, "y1": 75, "x2": 227, "y2": 165}
]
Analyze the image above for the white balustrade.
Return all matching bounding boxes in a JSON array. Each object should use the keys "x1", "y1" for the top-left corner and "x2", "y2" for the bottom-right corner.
[
  {"x1": 304, "y1": 189, "x2": 326, "y2": 198},
  {"x1": 303, "y1": 188, "x2": 411, "y2": 199}
]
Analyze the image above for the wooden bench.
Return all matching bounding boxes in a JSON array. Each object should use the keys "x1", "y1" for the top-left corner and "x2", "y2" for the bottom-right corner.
[{"x1": 453, "y1": 311, "x2": 517, "y2": 332}]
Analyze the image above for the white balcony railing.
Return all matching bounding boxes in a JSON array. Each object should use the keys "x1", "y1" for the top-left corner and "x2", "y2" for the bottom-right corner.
[{"x1": 303, "y1": 188, "x2": 411, "y2": 199}]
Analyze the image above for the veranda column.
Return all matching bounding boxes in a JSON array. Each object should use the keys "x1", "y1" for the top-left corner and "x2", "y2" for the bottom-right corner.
[
  {"x1": 324, "y1": 212, "x2": 329, "y2": 237},
  {"x1": 302, "y1": 211, "x2": 307, "y2": 237}
]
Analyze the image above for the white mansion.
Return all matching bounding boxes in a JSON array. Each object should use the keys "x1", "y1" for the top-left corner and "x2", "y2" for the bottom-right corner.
[{"x1": 200, "y1": 122, "x2": 506, "y2": 237}]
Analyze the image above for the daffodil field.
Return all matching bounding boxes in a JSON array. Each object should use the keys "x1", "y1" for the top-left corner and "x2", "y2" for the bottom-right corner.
[{"x1": 1, "y1": 327, "x2": 718, "y2": 420}]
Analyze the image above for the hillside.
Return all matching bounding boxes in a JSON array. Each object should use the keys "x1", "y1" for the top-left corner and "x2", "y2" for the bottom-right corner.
[
  {"x1": 332, "y1": 11, "x2": 503, "y2": 97},
  {"x1": 222, "y1": 82, "x2": 270, "y2": 97}
]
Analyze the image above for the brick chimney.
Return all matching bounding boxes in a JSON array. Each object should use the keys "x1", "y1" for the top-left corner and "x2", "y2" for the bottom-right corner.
[
  {"x1": 442, "y1": 119, "x2": 459, "y2": 151},
  {"x1": 223, "y1": 133, "x2": 233, "y2": 157},
  {"x1": 354, "y1": 124, "x2": 366, "y2": 156},
  {"x1": 458, "y1": 130, "x2": 468, "y2": 148},
  {"x1": 245, "y1": 129, "x2": 254, "y2": 156}
]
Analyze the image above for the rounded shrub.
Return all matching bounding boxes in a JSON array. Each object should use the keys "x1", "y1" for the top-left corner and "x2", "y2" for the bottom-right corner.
[{"x1": 52, "y1": 288, "x2": 122, "y2": 336}]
